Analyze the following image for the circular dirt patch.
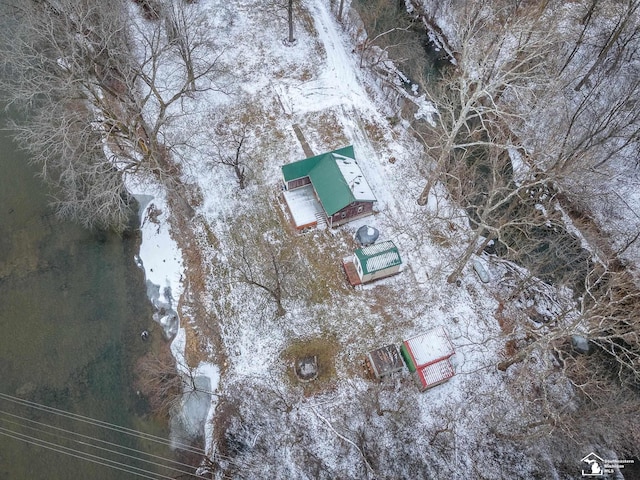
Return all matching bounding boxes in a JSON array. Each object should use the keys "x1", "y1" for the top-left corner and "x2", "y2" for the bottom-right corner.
[{"x1": 282, "y1": 335, "x2": 339, "y2": 395}]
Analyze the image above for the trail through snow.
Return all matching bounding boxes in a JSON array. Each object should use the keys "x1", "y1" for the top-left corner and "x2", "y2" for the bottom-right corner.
[
  {"x1": 283, "y1": 1, "x2": 373, "y2": 115},
  {"x1": 283, "y1": 0, "x2": 407, "y2": 220}
]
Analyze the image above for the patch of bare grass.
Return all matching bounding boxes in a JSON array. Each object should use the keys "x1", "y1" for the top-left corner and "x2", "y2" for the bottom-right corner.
[
  {"x1": 297, "y1": 67, "x2": 314, "y2": 81},
  {"x1": 272, "y1": 196, "x2": 353, "y2": 302},
  {"x1": 361, "y1": 117, "x2": 385, "y2": 145},
  {"x1": 182, "y1": 318, "x2": 211, "y2": 367},
  {"x1": 199, "y1": 217, "x2": 220, "y2": 250},
  {"x1": 166, "y1": 184, "x2": 228, "y2": 368},
  {"x1": 369, "y1": 285, "x2": 405, "y2": 322},
  {"x1": 298, "y1": 229, "x2": 355, "y2": 303},
  {"x1": 298, "y1": 110, "x2": 350, "y2": 151},
  {"x1": 297, "y1": 2, "x2": 325, "y2": 59},
  {"x1": 282, "y1": 335, "x2": 340, "y2": 396},
  {"x1": 429, "y1": 229, "x2": 452, "y2": 247}
]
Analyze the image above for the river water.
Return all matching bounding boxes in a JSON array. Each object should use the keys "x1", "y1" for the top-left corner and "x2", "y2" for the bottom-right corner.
[{"x1": 0, "y1": 126, "x2": 176, "y2": 477}]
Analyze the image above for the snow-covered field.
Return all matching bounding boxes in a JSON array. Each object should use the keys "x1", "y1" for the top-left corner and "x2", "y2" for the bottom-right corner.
[{"x1": 129, "y1": 0, "x2": 609, "y2": 478}]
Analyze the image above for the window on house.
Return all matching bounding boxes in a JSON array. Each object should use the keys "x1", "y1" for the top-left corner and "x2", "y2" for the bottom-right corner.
[
  {"x1": 340, "y1": 211, "x2": 347, "y2": 219},
  {"x1": 357, "y1": 205, "x2": 363, "y2": 214}
]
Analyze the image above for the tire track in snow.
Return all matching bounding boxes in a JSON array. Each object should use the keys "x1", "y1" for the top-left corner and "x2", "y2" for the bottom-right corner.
[
  {"x1": 306, "y1": 0, "x2": 404, "y2": 218},
  {"x1": 305, "y1": 0, "x2": 422, "y2": 282}
]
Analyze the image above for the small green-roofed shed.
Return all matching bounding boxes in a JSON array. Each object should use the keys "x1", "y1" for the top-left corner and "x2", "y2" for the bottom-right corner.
[{"x1": 353, "y1": 240, "x2": 402, "y2": 283}]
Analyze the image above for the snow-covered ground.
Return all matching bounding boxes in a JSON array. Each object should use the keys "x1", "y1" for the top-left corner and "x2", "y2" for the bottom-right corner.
[
  {"x1": 127, "y1": 0, "x2": 608, "y2": 478},
  {"x1": 127, "y1": 178, "x2": 220, "y2": 451}
]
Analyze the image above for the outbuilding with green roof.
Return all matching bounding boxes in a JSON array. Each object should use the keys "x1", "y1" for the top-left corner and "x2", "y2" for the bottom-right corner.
[{"x1": 353, "y1": 240, "x2": 402, "y2": 283}]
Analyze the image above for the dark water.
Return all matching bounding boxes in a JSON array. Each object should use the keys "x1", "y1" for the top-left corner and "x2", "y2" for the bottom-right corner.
[{"x1": 0, "y1": 129, "x2": 174, "y2": 477}]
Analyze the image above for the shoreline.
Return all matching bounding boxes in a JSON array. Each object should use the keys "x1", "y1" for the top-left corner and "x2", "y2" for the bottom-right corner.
[{"x1": 132, "y1": 180, "x2": 221, "y2": 458}]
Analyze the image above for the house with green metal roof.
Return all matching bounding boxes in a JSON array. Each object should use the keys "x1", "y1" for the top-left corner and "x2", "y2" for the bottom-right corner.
[
  {"x1": 346, "y1": 240, "x2": 402, "y2": 284},
  {"x1": 282, "y1": 146, "x2": 376, "y2": 228}
]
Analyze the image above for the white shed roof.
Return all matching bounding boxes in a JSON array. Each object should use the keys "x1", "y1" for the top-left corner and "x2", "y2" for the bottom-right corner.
[
  {"x1": 417, "y1": 358, "x2": 455, "y2": 389},
  {"x1": 404, "y1": 326, "x2": 455, "y2": 368},
  {"x1": 283, "y1": 185, "x2": 323, "y2": 228}
]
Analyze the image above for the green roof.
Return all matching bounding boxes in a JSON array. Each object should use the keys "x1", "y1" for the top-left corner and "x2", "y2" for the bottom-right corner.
[
  {"x1": 354, "y1": 241, "x2": 402, "y2": 275},
  {"x1": 308, "y1": 155, "x2": 353, "y2": 216},
  {"x1": 281, "y1": 146, "x2": 376, "y2": 216},
  {"x1": 400, "y1": 344, "x2": 417, "y2": 373},
  {"x1": 281, "y1": 154, "x2": 323, "y2": 183}
]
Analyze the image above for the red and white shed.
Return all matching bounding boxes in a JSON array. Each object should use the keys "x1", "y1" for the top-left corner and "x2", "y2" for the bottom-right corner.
[{"x1": 400, "y1": 326, "x2": 456, "y2": 391}]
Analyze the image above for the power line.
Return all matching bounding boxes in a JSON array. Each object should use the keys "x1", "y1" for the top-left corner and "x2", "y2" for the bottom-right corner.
[
  {"x1": 0, "y1": 392, "x2": 205, "y2": 455},
  {"x1": 0, "y1": 392, "x2": 248, "y2": 476},
  {"x1": 0, "y1": 392, "x2": 209, "y2": 478},
  {"x1": 0, "y1": 426, "x2": 178, "y2": 480},
  {"x1": 0, "y1": 410, "x2": 199, "y2": 478}
]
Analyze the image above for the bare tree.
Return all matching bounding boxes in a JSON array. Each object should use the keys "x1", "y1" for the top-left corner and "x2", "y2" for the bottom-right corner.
[
  {"x1": 412, "y1": 72, "x2": 562, "y2": 284},
  {"x1": 495, "y1": 256, "x2": 640, "y2": 383},
  {"x1": 266, "y1": 0, "x2": 300, "y2": 44},
  {"x1": 519, "y1": 57, "x2": 640, "y2": 207},
  {"x1": 0, "y1": 0, "x2": 226, "y2": 231},
  {"x1": 122, "y1": 2, "x2": 227, "y2": 174},
  {"x1": 573, "y1": 0, "x2": 640, "y2": 91},
  {"x1": 224, "y1": 204, "x2": 297, "y2": 319},
  {"x1": 336, "y1": 0, "x2": 346, "y2": 23},
  {"x1": 558, "y1": 0, "x2": 599, "y2": 76},
  {"x1": 484, "y1": 0, "x2": 640, "y2": 190},
  {"x1": 408, "y1": 0, "x2": 640, "y2": 281},
  {"x1": 413, "y1": 5, "x2": 557, "y2": 206},
  {"x1": 286, "y1": 0, "x2": 296, "y2": 44},
  {"x1": 403, "y1": 4, "x2": 566, "y2": 282},
  {"x1": 443, "y1": 152, "x2": 561, "y2": 284},
  {"x1": 136, "y1": 346, "x2": 185, "y2": 417},
  {"x1": 210, "y1": 117, "x2": 253, "y2": 190},
  {"x1": 0, "y1": 0, "x2": 137, "y2": 231},
  {"x1": 352, "y1": 0, "x2": 420, "y2": 70},
  {"x1": 136, "y1": 344, "x2": 218, "y2": 418},
  {"x1": 163, "y1": 0, "x2": 221, "y2": 93},
  {"x1": 234, "y1": 237, "x2": 292, "y2": 318},
  {"x1": 488, "y1": 255, "x2": 640, "y2": 464}
]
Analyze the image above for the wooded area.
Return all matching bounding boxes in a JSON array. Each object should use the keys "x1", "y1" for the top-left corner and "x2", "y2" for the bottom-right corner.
[
  {"x1": 1, "y1": 0, "x2": 639, "y2": 478},
  {"x1": 0, "y1": 0, "x2": 226, "y2": 231}
]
